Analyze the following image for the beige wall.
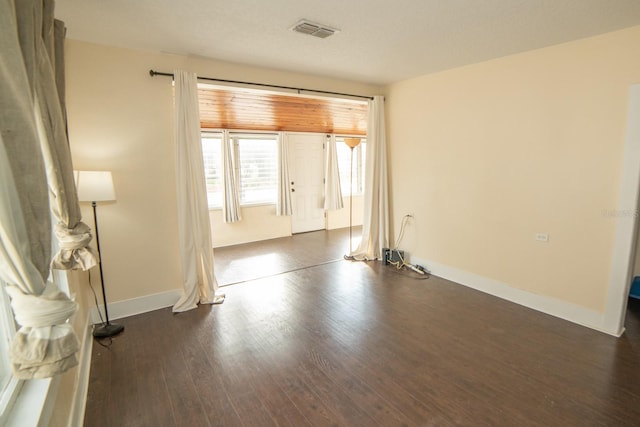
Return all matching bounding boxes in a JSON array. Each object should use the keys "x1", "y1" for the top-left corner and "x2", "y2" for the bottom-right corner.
[
  {"x1": 210, "y1": 205, "x2": 291, "y2": 247},
  {"x1": 66, "y1": 40, "x2": 380, "y2": 302},
  {"x1": 210, "y1": 199, "x2": 362, "y2": 248},
  {"x1": 386, "y1": 26, "x2": 640, "y2": 313},
  {"x1": 326, "y1": 195, "x2": 364, "y2": 230}
]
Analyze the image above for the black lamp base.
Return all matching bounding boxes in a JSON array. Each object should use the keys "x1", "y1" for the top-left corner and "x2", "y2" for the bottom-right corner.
[{"x1": 93, "y1": 323, "x2": 124, "y2": 338}]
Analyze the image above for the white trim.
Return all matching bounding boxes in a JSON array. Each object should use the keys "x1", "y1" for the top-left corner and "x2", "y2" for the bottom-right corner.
[
  {"x1": 239, "y1": 202, "x2": 277, "y2": 208},
  {"x1": 0, "y1": 377, "x2": 20, "y2": 425},
  {"x1": 230, "y1": 131, "x2": 278, "y2": 139},
  {"x1": 5, "y1": 312, "x2": 95, "y2": 427},
  {"x1": 0, "y1": 284, "x2": 18, "y2": 422},
  {"x1": 90, "y1": 289, "x2": 182, "y2": 323},
  {"x1": 412, "y1": 256, "x2": 618, "y2": 336},
  {"x1": 603, "y1": 84, "x2": 640, "y2": 335},
  {"x1": 67, "y1": 317, "x2": 93, "y2": 427},
  {"x1": 4, "y1": 376, "x2": 59, "y2": 427},
  {"x1": 37, "y1": 378, "x2": 59, "y2": 427}
]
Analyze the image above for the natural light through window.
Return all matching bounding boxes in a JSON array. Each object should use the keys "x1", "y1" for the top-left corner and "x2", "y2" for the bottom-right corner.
[
  {"x1": 202, "y1": 132, "x2": 223, "y2": 208},
  {"x1": 235, "y1": 135, "x2": 278, "y2": 205},
  {"x1": 336, "y1": 137, "x2": 366, "y2": 196},
  {"x1": 0, "y1": 283, "x2": 18, "y2": 422},
  {"x1": 201, "y1": 132, "x2": 278, "y2": 208}
]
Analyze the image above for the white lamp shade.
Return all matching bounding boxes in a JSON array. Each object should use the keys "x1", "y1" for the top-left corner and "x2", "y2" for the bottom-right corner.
[{"x1": 75, "y1": 171, "x2": 116, "y2": 202}]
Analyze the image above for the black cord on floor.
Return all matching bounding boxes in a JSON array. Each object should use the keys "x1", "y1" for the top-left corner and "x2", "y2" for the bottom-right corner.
[{"x1": 94, "y1": 337, "x2": 113, "y2": 348}]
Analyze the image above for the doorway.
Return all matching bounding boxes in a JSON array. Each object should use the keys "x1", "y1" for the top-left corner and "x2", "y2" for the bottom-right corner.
[
  {"x1": 288, "y1": 133, "x2": 326, "y2": 234},
  {"x1": 605, "y1": 84, "x2": 640, "y2": 335}
]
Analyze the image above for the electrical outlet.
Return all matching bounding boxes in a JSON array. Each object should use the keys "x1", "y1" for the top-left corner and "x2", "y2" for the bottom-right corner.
[{"x1": 535, "y1": 233, "x2": 549, "y2": 242}]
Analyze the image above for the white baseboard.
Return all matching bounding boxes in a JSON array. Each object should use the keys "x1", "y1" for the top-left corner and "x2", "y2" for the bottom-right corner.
[
  {"x1": 411, "y1": 256, "x2": 615, "y2": 336},
  {"x1": 90, "y1": 289, "x2": 182, "y2": 323}
]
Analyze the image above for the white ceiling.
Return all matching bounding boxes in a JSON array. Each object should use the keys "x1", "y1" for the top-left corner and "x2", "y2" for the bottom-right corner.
[{"x1": 55, "y1": 0, "x2": 640, "y2": 86}]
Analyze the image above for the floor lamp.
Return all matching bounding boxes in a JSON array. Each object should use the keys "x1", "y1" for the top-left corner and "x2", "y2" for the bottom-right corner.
[
  {"x1": 76, "y1": 171, "x2": 124, "y2": 338},
  {"x1": 343, "y1": 137, "x2": 361, "y2": 260}
]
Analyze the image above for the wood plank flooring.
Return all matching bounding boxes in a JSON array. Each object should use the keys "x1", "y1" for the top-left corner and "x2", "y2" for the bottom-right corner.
[
  {"x1": 84, "y1": 229, "x2": 640, "y2": 426},
  {"x1": 213, "y1": 227, "x2": 360, "y2": 286}
]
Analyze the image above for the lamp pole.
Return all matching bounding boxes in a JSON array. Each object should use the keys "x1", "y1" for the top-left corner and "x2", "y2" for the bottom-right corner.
[
  {"x1": 343, "y1": 138, "x2": 361, "y2": 259},
  {"x1": 349, "y1": 145, "x2": 355, "y2": 254},
  {"x1": 76, "y1": 170, "x2": 124, "y2": 338},
  {"x1": 91, "y1": 200, "x2": 124, "y2": 338}
]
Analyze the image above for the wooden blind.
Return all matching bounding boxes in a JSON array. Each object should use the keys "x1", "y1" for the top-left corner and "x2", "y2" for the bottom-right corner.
[{"x1": 198, "y1": 87, "x2": 368, "y2": 135}]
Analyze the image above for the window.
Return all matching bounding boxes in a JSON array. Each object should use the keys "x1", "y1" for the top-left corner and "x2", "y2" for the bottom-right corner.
[
  {"x1": 201, "y1": 132, "x2": 223, "y2": 208},
  {"x1": 0, "y1": 204, "x2": 76, "y2": 426},
  {"x1": 0, "y1": 283, "x2": 19, "y2": 423},
  {"x1": 234, "y1": 135, "x2": 278, "y2": 205},
  {"x1": 336, "y1": 137, "x2": 366, "y2": 196},
  {"x1": 201, "y1": 132, "x2": 278, "y2": 208}
]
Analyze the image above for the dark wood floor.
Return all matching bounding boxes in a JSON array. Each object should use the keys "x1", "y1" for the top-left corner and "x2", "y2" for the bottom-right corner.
[
  {"x1": 85, "y1": 230, "x2": 640, "y2": 426},
  {"x1": 213, "y1": 227, "x2": 360, "y2": 286}
]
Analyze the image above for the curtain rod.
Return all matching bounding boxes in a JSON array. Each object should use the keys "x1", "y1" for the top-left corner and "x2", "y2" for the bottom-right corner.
[{"x1": 149, "y1": 69, "x2": 373, "y2": 101}]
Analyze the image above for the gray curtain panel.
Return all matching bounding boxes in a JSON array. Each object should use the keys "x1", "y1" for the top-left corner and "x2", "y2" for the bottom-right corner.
[
  {"x1": 0, "y1": 0, "x2": 80, "y2": 379},
  {"x1": 1, "y1": 0, "x2": 51, "y2": 279},
  {"x1": 36, "y1": 1, "x2": 97, "y2": 270},
  {"x1": 54, "y1": 19, "x2": 67, "y2": 124}
]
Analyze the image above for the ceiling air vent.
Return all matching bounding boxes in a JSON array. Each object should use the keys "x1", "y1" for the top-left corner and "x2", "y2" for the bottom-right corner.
[{"x1": 291, "y1": 20, "x2": 339, "y2": 39}]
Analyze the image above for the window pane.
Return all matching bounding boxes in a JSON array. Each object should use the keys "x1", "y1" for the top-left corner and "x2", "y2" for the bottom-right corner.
[
  {"x1": 336, "y1": 138, "x2": 366, "y2": 196},
  {"x1": 0, "y1": 284, "x2": 15, "y2": 412},
  {"x1": 202, "y1": 134, "x2": 222, "y2": 208},
  {"x1": 236, "y1": 137, "x2": 277, "y2": 205}
]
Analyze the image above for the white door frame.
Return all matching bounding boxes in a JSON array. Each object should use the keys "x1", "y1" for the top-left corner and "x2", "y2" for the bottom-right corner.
[{"x1": 603, "y1": 84, "x2": 640, "y2": 336}]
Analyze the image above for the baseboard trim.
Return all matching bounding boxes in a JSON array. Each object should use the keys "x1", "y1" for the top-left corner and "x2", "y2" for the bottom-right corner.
[
  {"x1": 68, "y1": 315, "x2": 93, "y2": 427},
  {"x1": 412, "y1": 257, "x2": 614, "y2": 336},
  {"x1": 90, "y1": 289, "x2": 182, "y2": 323}
]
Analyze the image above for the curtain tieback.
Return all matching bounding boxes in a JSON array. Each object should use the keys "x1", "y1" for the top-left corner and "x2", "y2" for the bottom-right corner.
[
  {"x1": 51, "y1": 221, "x2": 98, "y2": 270},
  {"x1": 54, "y1": 221, "x2": 93, "y2": 249},
  {"x1": 5, "y1": 282, "x2": 78, "y2": 328},
  {"x1": 6, "y1": 282, "x2": 80, "y2": 378}
]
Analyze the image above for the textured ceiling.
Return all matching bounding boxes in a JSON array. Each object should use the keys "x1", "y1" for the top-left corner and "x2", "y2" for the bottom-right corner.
[{"x1": 55, "y1": 0, "x2": 640, "y2": 85}]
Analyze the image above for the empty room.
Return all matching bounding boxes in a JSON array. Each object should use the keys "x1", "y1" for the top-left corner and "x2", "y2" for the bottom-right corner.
[{"x1": 2, "y1": 1, "x2": 640, "y2": 426}]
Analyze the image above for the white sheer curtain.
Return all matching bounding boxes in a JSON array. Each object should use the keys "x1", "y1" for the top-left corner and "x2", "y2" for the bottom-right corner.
[
  {"x1": 0, "y1": 0, "x2": 79, "y2": 379},
  {"x1": 349, "y1": 96, "x2": 389, "y2": 260},
  {"x1": 324, "y1": 134, "x2": 344, "y2": 210},
  {"x1": 172, "y1": 70, "x2": 225, "y2": 312},
  {"x1": 276, "y1": 132, "x2": 293, "y2": 216},
  {"x1": 222, "y1": 130, "x2": 242, "y2": 223}
]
